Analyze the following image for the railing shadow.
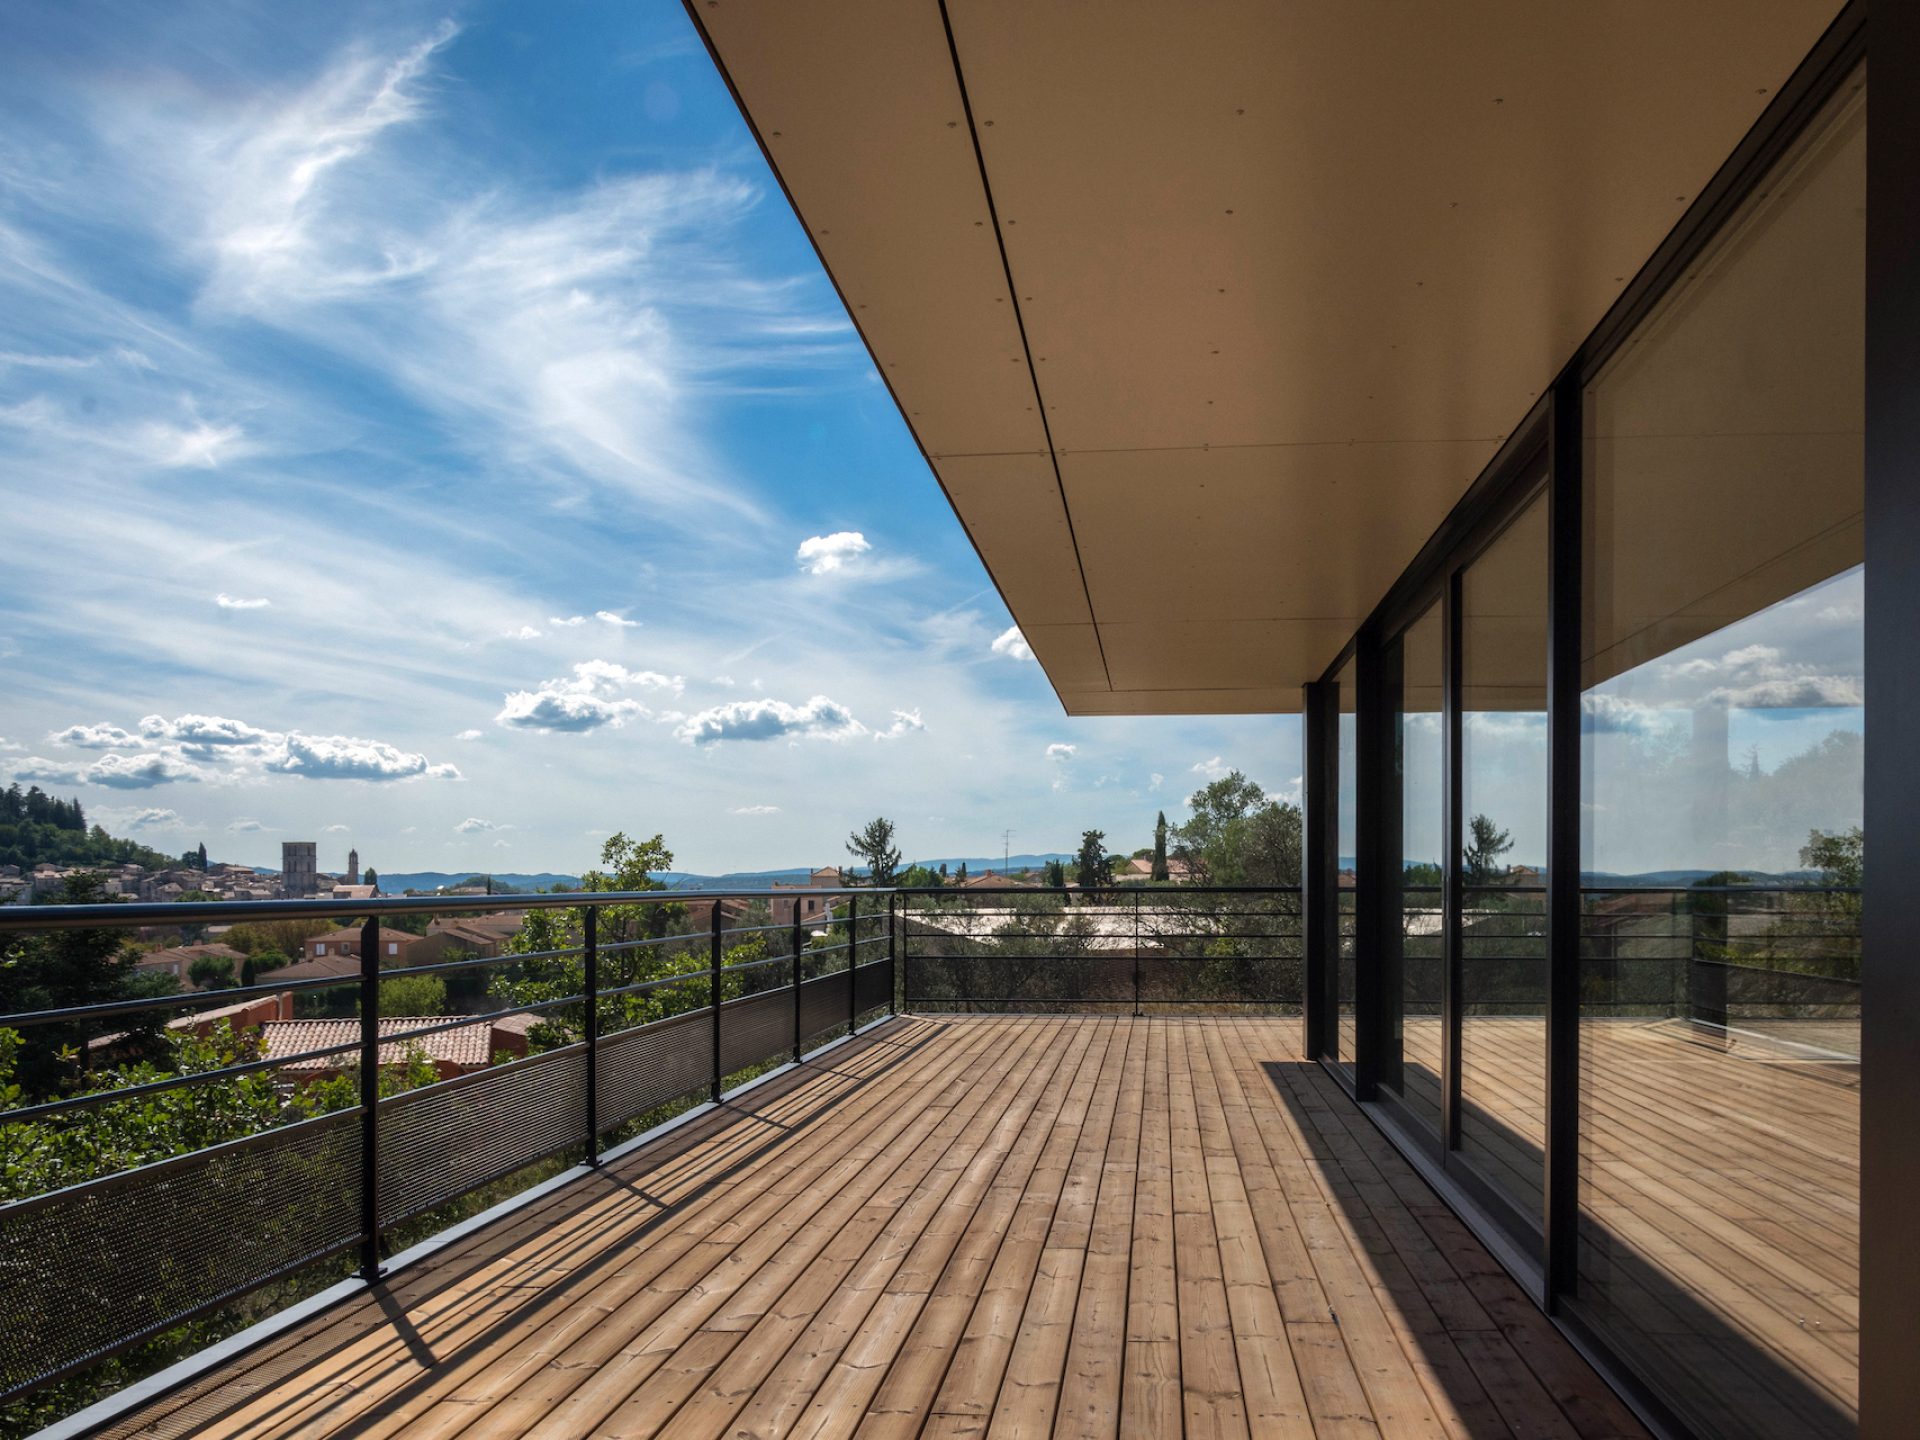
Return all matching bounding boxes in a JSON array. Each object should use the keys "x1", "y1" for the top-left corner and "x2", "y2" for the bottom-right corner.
[{"x1": 129, "y1": 1014, "x2": 939, "y2": 1440}]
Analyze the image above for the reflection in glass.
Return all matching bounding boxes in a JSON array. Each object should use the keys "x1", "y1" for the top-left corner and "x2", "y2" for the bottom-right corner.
[
  {"x1": 1384, "y1": 604, "x2": 1443, "y2": 1133},
  {"x1": 1576, "y1": 71, "x2": 1863, "y2": 1440},
  {"x1": 1458, "y1": 493, "x2": 1549, "y2": 1234}
]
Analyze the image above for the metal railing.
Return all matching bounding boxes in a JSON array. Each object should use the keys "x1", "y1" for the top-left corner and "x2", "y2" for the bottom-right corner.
[
  {"x1": 897, "y1": 885, "x2": 1304, "y2": 1013},
  {"x1": 0, "y1": 888, "x2": 896, "y2": 1405}
]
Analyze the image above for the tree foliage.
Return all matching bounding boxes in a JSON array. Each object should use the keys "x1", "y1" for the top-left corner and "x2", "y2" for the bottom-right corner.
[
  {"x1": 844, "y1": 816, "x2": 902, "y2": 887},
  {"x1": 1075, "y1": 830, "x2": 1112, "y2": 892},
  {"x1": 1173, "y1": 772, "x2": 1302, "y2": 887},
  {"x1": 0, "y1": 784, "x2": 174, "y2": 871},
  {"x1": 1462, "y1": 813, "x2": 1515, "y2": 886},
  {"x1": 1152, "y1": 811, "x2": 1170, "y2": 882}
]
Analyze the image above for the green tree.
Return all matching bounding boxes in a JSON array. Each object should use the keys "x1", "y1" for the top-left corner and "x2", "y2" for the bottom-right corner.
[
  {"x1": 1801, "y1": 825, "x2": 1863, "y2": 889},
  {"x1": 845, "y1": 816, "x2": 902, "y2": 886},
  {"x1": 188, "y1": 954, "x2": 238, "y2": 990},
  {"x1": 897, "y1": 863, "x2": 942, "y2": 889},
  {"x1": 1462, "y1": 813, "x2": 1515, "y2": 887},
  {"x1": 1075, "y1": 830, "x2": 1111, "y2": 892},
  {"x1": 363, "y1": 866, "x2": 378, "y2": 890},
  {"x1": 376, "y1": 974, "x2": 446, "y2": 1016},
  {"x1": 1043, "y1": 858, "x2": 1067, "y2": 888},
  {"x1": 1152, "y1": 811, "x2": 1170, "y2": 882},
  {"x1": 1174, "y1": 771, "x2": 1302, "y2": 887},
  {"x1": 493, "y1": 832, "x2": 693, "y2": 1047}
]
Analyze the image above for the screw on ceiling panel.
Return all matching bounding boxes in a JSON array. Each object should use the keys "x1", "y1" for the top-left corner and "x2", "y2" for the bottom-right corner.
[
  {"x1": 984, "y1": 119, "x2": 995, "y2": 127},
  {"x1": 947, "y1": 120, "x2": 958, "y2": 128},
  {"x1": 1235, "y1": 108, "x2": 1245, "y2": 116},
  {"x1": 1758, "y1": 87, "x2": 1770, "y2": 95},
  {"x1": 771, "y1": 131, "x2": 782, "y2": 138},
  {"x1": 1225, "y1": 209, "x2": 1234, "y2": 215},
  {"x1": 1493, "y1": 97, "x2": 1504, "y2": 104}
]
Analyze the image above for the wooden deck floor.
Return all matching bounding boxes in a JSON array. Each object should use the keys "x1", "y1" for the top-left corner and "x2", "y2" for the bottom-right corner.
[{"x1": 98, "y1": 1016, "x2": 1647, "y2": 1440}]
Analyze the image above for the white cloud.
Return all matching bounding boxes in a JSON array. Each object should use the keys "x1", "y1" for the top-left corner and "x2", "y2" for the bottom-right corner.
[
  {"x1": 227, "y1": 817, "x2": 265, "y2": 832},
  {"x1": 141, "y1": 713, "x2": 273, "y2": 747},
  {"x1": 1192, "y1": 755, "x2": 1229, "y2": 780},
  {"x1": 730, "y1": 804, "x2": 780, "y2": 816},
  {"x1": 595, "y1": 610, "x2": 638, "y2": 627},
  {"x1": 876, "y1": 708, "x2": 925, "y2": 741},
  {"x1": 322, "y1": 823, "x2": 349, "y2": 832},
  {"x1": 50, "y1": 722, "x2": 144, "y2": 749},
  {"x1": 503, "y1": 625, "x2": 542, "y2": 640},
  {"x1": 264, "y1": 732, "x2": 461, "y2": 782},
  {"x1": 15, "y1": 751, "x2": 202, "y2": 789},
  {"x1": 796, "y1": 531, "x2": 871, "y2": 575},
  {"x1": 126, "y1": 807, "x2": 183, "y2": 829},
  {"x1": 453, "y1": 728, "x2": 483, "y2": 741},
  {"x1": 1149, "y1": 772, "x2": 1165, "y2": 792},
  {"x1": 710, "y1": 675, "x2": 736, "y2": 687},
  {"x1": 675, "y1": 694, "x2": 866, "y2": 746},
  {"x1": 454, "y1": 816, "x2": 499, "y2": 833},
  {"x1": 991, "y1": 626, "x2": 1033, "y2": 662},
  {"x1": 0, "y1": 737, "x2": 20, "y2": 753},
  {"x1": 216, "y1": 593, "x2": 271, "y2": 610},
  {"x1": 496, "y1": 659, "x2": 682, "y2": 733},
  {"x1": 549, "y1": 615, "x2": 588, "y2": 627},
  {"x1": 1046, "y1": 743, "x2": 1077, "y2": 762}
]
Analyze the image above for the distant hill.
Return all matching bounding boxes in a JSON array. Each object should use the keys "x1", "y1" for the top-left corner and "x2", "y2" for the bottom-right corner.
[
  {"x1": 375, "y1": 871, "x2": 582, "y2": 895},
  {"x1": 667, "y1": 854, "x2": 1076, "y2": 890}
]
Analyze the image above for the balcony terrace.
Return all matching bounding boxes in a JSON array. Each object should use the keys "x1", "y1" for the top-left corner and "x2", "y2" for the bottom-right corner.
[{"x1": 74, "y1": 1013, "x2": 1645, "y2": 1440}]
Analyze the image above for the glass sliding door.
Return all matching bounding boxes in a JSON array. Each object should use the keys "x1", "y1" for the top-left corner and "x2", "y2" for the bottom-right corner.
[
  {"x1": 1382, "y1": 603, "x2": 1444, "y2": 1135},
  {"x1": 1577, "y1": 70, "x2": 1863, "y2": 1439},
  {"x1": 1457, "y1": 490, "x2": 1550, "y2": 1234}
]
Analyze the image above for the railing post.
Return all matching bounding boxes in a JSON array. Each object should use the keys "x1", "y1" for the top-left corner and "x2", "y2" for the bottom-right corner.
[
  {"x1": 849, "y1": 894, "x2": 860, "y2": 1034},
  {"x1": 583, "y1": 907, "x2": 599, "y2": 1167},
  {"x1": 889, "y1": 893, "x2": 899, "y2": 1016},
  {"x1": 358, "y1": 916, "x2": 382, "y2": 1283},
  {"x1": 710, "y1": 900, "x2": 724, "y2": 1102},
  {"x1": 792, "y1": 902, "x2": 806, "y2": 1062},
  {"x1": 1133, "y1": 889, "x2": 1142, "y2": 1017}
]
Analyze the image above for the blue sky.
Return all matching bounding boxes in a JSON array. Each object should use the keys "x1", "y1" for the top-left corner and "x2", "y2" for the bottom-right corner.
[{"x1": 0, "y1": 1, "x2": 1295, "y2": 875}]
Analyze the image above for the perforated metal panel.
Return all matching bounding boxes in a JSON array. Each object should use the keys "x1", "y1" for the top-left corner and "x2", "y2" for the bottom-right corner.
[
  {"x1": 377, "y1": 1045, "x2": 586, "y2": 1226},
  {"x1": 798, "y1": 969, "x2": 852, "y2": 1049},
  {"x1": 0, "y1": 1111, "x2": 360, "y2": 1399},
  {"x1": 596, "y1": 1008, "x2": 715, "y2": 1132},
  {"x1": 854, "y1": 958, "x2": 892, "y2": 1015},
  {"x1": 720, "y1": 987, "x2": 793, "y2": 1076}
]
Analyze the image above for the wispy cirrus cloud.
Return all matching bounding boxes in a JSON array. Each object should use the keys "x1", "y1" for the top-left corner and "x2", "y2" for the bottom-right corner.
[{"x1": 216, "y1": 593, "x2": 271, "y2": 610}]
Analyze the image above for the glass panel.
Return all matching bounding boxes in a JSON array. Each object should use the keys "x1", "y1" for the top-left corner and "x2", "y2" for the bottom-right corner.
[
  {"x1": 1458, "y1": 491, "x2": 1549, "y2": 1233},
  {"x1": 1577, "y1": 71, "x2": 1863, "y2": 1440},
  {"x1": 1335, "y1": 656, "x2": 1359, "y2": 1072},
  {"x1": 1384, "y1": 603, "x2": 1443, "y2": 1133}
]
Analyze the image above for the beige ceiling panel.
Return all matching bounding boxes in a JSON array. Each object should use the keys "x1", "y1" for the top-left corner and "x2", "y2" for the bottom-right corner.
[
  {"x1": 698, "y1": 0, "x2": 1045, "y2": 459},
  {"x1": 935, "y1": 453, "x2": 1091, "y2": 627},
  {"x1": 1061, "y1": 687, "x2": 1302, "y2": 717},
  {"x1": 1099, "y1": 619, "x2": 1355, "y2": 694},
  {"x1": 1061, "y1": 442, "x2": 1493, "y2": 631},
  {"x1": 950, "y1": 0, "x2": 1842, "y2": 457},
  {"x1": 1021, "y1": 624, "x2": 1108, "y2": 691}
]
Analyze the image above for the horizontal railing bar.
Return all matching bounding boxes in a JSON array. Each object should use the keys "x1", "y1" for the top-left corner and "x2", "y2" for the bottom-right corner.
[
  {"x1": 0, "y1": 969, "x2": 363, "y2": 1030},
  {"x1": 0, "y1": 1105, "x2": 361, "y2": 1216},
  {"x1": 0, "y1": 886, "x2": 868, "y2": 933},
  {"x1": 596, "y1": 970, "x2": 709, "y2": 1002},
  {"x1": 0, "y1": 1038, "x2": 373, "y2": 1122}
]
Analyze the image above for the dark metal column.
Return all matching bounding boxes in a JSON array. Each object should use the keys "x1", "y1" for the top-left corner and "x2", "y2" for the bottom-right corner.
[
  {"x1": 1864, "y1": 12, "x2": 1920, "y2": 1429},
  {"x1": 888, "y1": 893, "x2": 899, "y2": 1016},
  {"x1": 1442, "y1": 570, "x2": 1463, "y2": 1151},
  {"x1": 792, "y1": 904, "x2": 805, "y2": 1062},
  {"x1": 849, "y1": 894, "x2": 860, "y2": 1032},
  {"x1": 582, "y1": 907, "x2": 599, "y2": 1166},
  {"x1": 1301, "y1": 680, "x2": 1337, "y2": 1062},
  {"x1": 1353, "y1": 634, "x2": 1385, "y2": 1099},
  {"x1": 357, "y1": 916, "x2": 382, "y2": 1282},
  {"x1": 1542, "y1": 376, "x2": 1583, "y2": 1306},
  {"x1": 710, "y1": 901, "x2": 724, "y2": 1102}
]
